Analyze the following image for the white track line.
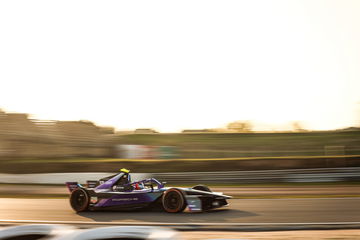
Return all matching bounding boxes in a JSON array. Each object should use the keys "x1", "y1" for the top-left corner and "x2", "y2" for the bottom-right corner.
[{"x1": 0, "y1": 219, "x2": 360, "y2": 226}]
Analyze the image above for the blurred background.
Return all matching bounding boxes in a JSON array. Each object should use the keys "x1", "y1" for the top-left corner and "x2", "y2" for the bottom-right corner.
[
  {"x1": 0, "y1": 109, "x2": 359, "y2": 173},
  {"x1": 1, "y1": 0, "x2": 360, "y2": 239},
  {"x1": 0, "y1": 107, "x2": 359, "y2": 189}
]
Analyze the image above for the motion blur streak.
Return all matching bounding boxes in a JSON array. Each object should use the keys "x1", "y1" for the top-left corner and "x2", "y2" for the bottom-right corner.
[{"x1": 0, "y1": 198, "x2": 359, "y2": 224}]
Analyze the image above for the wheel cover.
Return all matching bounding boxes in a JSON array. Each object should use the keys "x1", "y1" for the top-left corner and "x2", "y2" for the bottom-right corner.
[
  {"x1": 165, "y1": 191, "x2": 182, "y2": 210},
  {"x1": 70, "y1": 189, "x2": 88, "y2": 211}
]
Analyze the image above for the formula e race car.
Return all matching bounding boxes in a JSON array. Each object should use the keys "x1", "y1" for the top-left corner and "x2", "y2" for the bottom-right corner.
[{"x1": 66, "y1": 169, "x2": 231, "y2": 213}]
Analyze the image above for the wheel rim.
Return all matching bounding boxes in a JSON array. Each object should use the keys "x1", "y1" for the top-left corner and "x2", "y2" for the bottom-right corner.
[
  {"x1": 71, "y1": 189, "x2": 88, "y2": 211},
  {"x1": 164, "y1": 191, "x2": 183, "y2": 211}
]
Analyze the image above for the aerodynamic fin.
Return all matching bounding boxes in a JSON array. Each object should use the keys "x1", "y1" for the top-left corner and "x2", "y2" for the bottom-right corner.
[{"x1": 65, "y1": 182, "x2": 79, "y2": 192}]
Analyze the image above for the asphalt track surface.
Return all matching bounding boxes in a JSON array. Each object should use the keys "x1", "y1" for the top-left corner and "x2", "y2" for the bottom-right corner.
[{"x1": 0, "y1": 198, "x2": 359, "y2": 224}]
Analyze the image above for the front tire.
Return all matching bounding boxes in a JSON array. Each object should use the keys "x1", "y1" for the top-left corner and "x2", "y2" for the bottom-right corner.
[
  {"x1": 162, "y1": 188, "x2": 186, "y2": 213},
  {"x1": 70, "y1": 188, "x2": 89, "y2": 212}
]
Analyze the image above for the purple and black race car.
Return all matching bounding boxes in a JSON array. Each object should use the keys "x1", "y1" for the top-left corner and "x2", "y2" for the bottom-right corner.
[{"x1": 66, "y1": 169, "x2": 231, "y2": 213}]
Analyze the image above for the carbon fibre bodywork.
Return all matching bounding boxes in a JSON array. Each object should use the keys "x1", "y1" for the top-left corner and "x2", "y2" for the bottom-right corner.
[{"x1": 66, "y1": 172, "x2": 231, "y2": 212}]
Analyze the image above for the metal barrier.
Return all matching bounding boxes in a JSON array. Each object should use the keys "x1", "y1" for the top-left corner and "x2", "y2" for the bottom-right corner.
[
  {"x1": 0, "y1": 168, "x2": 359, "y2": 184},
  {"x1": 152, "y1": 167, "x2": 360, "y2": 183}
]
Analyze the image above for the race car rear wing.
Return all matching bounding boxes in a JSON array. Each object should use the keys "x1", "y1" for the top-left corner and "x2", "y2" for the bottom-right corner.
[
  {"x1": 65, "y1": 182, "x2": 80, "y2": 192},
  {"x1": 66, "y1": 181, "x2": 99, "y2": 192}
]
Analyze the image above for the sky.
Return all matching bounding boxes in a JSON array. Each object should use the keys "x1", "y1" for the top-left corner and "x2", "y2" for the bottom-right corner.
[{"x1": 0, "y1": 0, "x2": 359, "y2": 132}]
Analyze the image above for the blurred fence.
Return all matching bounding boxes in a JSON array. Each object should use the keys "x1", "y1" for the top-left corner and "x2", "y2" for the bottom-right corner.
[{"x1": 0, "y1": 168, "x2": 359, "y2": 184}]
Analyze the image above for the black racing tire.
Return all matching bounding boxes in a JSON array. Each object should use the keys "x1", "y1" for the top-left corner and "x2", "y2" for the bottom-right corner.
[
  {"x1": 70, "y1": 188, "x2": 89, "y2": 212},
  {"x1": 162, "y1": 188, "x2": 187, "y2": 213},
  {"x1": 192, "y1": 185, "x2": 211, "y2": 192}
]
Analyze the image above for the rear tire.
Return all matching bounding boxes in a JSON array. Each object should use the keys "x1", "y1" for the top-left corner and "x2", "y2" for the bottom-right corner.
[
  {"x1": 192, "y1": 185, "x2": 211, "y2": 192},
  {"x1": 70, "y1": 188, "x2": 89, "y2": 212},
  {"x1": 162, "y1": 188, "x2": 186, "y2": 213}
]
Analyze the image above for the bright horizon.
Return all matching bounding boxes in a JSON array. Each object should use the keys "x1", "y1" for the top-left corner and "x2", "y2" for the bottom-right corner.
[{"x1": 1, "y1": 1, "x2": 359, "y2": 132}]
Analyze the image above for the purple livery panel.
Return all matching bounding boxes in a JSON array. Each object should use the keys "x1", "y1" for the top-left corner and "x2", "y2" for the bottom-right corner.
[{"x1": 94, "y1": 191, "x2": 162, "y2": 207}]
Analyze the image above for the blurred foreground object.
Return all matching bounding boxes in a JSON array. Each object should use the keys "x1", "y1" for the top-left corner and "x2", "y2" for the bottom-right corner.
[
  {"x1": 52, "y1": 226, "x2": 181, "y2": 240},
  {"x1": 0, "y1": 224, "x2": 75, "y2": 240}
]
